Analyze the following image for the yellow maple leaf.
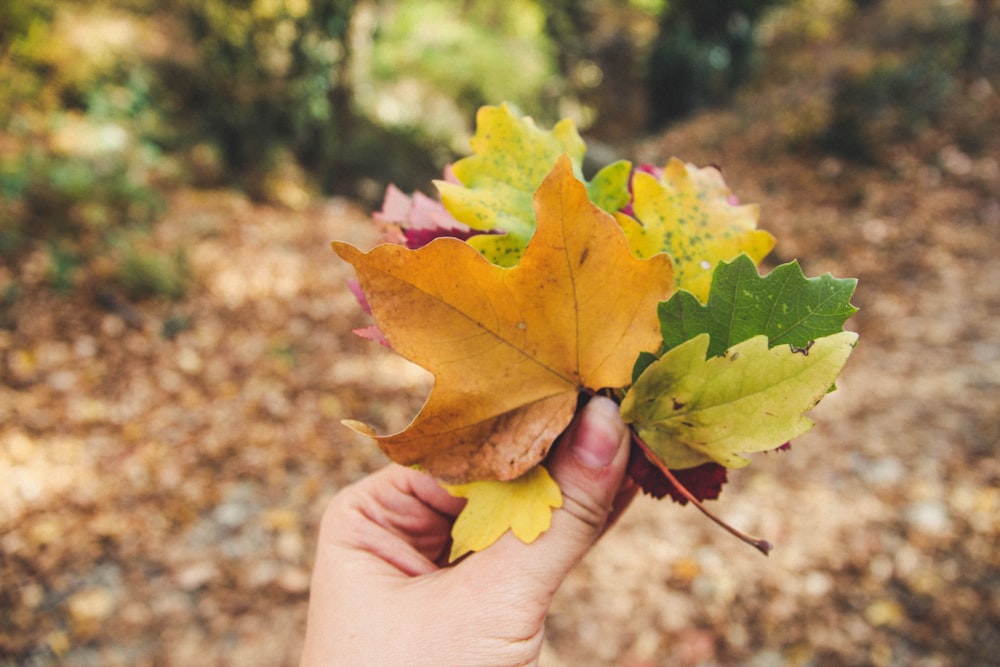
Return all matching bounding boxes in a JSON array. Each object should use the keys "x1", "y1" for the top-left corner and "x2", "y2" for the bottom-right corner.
[
  {"x1": 443, "y1": 465, "x2": 562, "y2": 561},
  {"x1": 617, "y1": 158, "x2": 775, "y2": 301},
  {"x1": 334, "y1": 155, "x2": 674, "y2": 484},
  {"x1": 435, "y1": 104, "x2": 631, "y2": 266}
]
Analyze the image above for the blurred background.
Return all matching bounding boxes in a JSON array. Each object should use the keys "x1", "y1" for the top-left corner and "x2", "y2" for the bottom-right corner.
[{"x1": 1, "y1": 0, "x2": 998, "y2": 665}]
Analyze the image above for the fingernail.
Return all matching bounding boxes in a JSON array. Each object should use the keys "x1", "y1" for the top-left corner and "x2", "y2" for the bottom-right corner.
[{"x1": 573, "y1": 396, "x2": 626, "y2": 469}]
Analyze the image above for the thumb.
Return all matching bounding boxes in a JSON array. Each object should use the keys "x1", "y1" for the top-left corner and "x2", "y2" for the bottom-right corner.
[{"x1": 471, "y1": 396, "x2": 632, "y2": 588}]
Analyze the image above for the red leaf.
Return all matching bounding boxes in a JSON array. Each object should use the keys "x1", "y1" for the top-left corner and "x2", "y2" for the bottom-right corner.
[
  {"x1": 620, "y1": 163, "x2": 663, "y2": 218},
  {"x1": 372, "y1": 170, "x2": 481, "y2": 250},
  {"x1": 347, "y1": 279, "x2": 372, "y2": 315},
  {"x1": 627, "y1": 443, "x2": 728, "y2": 504},
  {"x1": 352, "y1": 325, "x2": 391, "y2": 348},
  {"x1": 403, "y1": 225, "x2": 484, "y2": 249}
]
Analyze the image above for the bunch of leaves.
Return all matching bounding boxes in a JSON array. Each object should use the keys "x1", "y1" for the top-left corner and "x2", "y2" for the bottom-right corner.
[{"x1": 335, "y1": 104, "x2": 858, "y2": 560}]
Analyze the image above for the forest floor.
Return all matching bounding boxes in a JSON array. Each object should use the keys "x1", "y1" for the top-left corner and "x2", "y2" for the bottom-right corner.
[{"x1": 3, "y1": 8, "x2": 1000, "y2": 667}]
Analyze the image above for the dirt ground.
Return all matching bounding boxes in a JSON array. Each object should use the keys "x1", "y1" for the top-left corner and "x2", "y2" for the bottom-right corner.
[{"x1": 3, "y1": 24, "x2": 1000, "y2": 667}]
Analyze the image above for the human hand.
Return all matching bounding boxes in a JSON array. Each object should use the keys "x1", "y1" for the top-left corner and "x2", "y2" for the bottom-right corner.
[{"x1": 299, "y1": 396, "x2": 636, "y2": 667}]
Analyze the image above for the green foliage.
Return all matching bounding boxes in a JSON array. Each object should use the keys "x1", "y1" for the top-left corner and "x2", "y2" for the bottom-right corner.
[
  {"x1": 0, "y1": 119, "x2": 167, "y2": 287},
  {"x1": 0, "y1": 1, "x2": 185, "y2": 300},
  {"x1": 3, "y1": 0, "x2": 988, "y2": 304},
  {"x1": 112, "y1": 231, "x2": 190, "y2": 301},
  {"x1": 45, "y1": 241, "x2": 84, "y2": 295},
  {"x1": 154, "y1": 0, "x2": 359, "y2": 184},
  {"x1": 813, "y1": 1, "x2": 988, "y2": 162},
  {"x1": 0, "y1": 154, "x2": 185, "y2": 298},
  {"x1": 367, "y1": 0, "x2": 557, "y2": 125},
  {"x1": 0, "y1": 0, "x2": 59, "y2": 116},
  {"x1": 821, "y1": 51, "x2": 959, "y2": 161},
  {"x1": 645, "y1": 0, "x2": 789, "y2": 126}
]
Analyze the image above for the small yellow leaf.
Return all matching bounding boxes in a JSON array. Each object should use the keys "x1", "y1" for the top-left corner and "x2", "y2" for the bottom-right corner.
[
  {"x1": 617, "y1": 158, "x2": 775, "y2": 301},
  {"x1": 444, "y1": 465, "x2": 563, "y2": 561},
  {"x1": 864, "y1": 599, "x2": 905, "y2": 627}
]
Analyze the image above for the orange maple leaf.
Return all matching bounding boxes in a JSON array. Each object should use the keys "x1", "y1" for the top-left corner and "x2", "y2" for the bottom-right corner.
[{"x1": 334, "y1": 155, "x2": 674, "y2": 483}]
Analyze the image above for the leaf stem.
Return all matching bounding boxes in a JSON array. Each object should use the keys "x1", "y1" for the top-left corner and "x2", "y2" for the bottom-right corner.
[{"x1": 629, "y1": 430, "x2": 773, "y2": 556}]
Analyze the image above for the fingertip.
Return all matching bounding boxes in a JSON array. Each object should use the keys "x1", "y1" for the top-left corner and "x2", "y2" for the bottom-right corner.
[
  {"x1": 569, "y1": 396, "x2": 628, "y2": 470},
  {"x1": 546, "y1": 395, "x2": 630, "y2": 516}
]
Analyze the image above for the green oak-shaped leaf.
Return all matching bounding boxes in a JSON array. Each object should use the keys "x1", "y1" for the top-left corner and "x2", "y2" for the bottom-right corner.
[
  {"x1": 659, "y1": 254, "x2": 859, "y2": 358},
  {"x1": 435, "y1": 103, "x2": 631, "y2": 266},
  {"x1": 620, "y1": 332, "x2": 858, "y2": 470}
]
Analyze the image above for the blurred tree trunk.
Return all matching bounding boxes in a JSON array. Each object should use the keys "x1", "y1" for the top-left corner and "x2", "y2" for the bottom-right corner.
[
  {"x1": 540, "y1": 0, "x2": 651, "y2": 143},
  {"x1": 311, "y1": 0, "x2": 360, "y2": 181},
  {"x1": 963, "y1": 0, "x2": 993, "y2": 72},
  {"x1": 645, "y1": 0, "x2": 786, "y2": 129},
  {"x1": 541, "y1": 0, "x2": 595, "y2": 96}
]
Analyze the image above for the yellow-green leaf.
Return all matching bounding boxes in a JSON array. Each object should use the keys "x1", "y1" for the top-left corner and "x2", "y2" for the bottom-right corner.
[
  {"x1": 616, "y1": 158, "x2": 775, "y2": 301},
  {"x1": 435, "y1": 103, "x2": 630, "y2": 266},
  {"x1": 620, "y1": 332, "x2": 858, "y2": 470},
  {"x1": 443, "y1": 465, "x2": 562, "y2": 561}
]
